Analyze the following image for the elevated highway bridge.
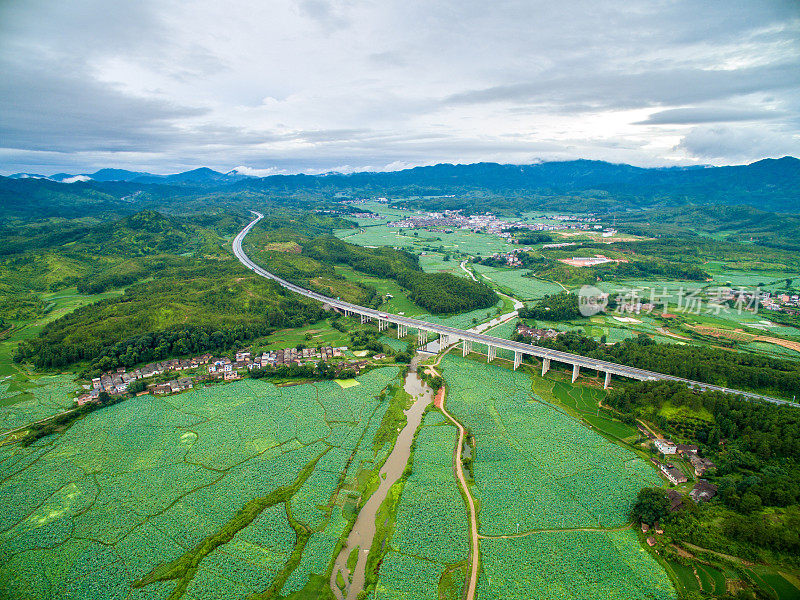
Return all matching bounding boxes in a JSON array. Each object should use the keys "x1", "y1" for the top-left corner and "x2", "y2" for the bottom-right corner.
[{"x1": 234, "y1": 212, "x2": 793, "y2": 406}]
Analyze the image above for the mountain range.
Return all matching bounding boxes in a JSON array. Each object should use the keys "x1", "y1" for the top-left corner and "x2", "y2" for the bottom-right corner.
[{"x1": 2, "y1": 156, "x2": 798, "y2": 217}]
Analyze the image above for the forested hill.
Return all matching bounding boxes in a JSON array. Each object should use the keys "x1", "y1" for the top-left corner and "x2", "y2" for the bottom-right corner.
[{"x1": 2, "y1": 156, "x2": 798, "y2": 219}]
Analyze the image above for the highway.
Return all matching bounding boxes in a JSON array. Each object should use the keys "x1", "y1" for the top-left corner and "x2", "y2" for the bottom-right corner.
[{"x1": 234, "y1": 212, "x2": 794, "y2": 406}]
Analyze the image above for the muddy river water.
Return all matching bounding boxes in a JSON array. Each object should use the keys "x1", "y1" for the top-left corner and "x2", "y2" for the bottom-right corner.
[{"x1": 330, "y1": 356, "x2": 433, "y2": 599}]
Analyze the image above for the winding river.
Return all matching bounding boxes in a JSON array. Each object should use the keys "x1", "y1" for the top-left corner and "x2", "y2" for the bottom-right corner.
[{"x1": 330, "y1": 355, "x2": 433, "y2": 599}]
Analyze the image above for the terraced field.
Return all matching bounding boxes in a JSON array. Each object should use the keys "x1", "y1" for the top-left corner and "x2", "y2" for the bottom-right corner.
[{"x1": 0, "y1": 368, "x2": 402, "y2": 599}]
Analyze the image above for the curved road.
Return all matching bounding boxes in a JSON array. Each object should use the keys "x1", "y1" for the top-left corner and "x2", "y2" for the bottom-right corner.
[{"x1": 234, "y1": 211, "x2": 793, "y2": 406}]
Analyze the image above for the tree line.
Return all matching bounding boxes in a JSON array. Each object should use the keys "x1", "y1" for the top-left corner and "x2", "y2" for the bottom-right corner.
[{"x1": 540, "y1": 331, "x2": 800, "y2": 397}]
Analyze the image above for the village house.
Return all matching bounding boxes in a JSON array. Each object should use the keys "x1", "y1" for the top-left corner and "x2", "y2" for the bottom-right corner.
[
  {"x1": 676, "y1": 444, "x2": 699, "y2": 456},
  {"x1": 660, "y1": 463, "x2": 688, "y2": 485},
  {"x1": 654, "y1": 439, "x2": 677, "y2": 454},
  {"x1": 689, "y1": 454, "x2": 716, "y2": 476},
  {"x1": 689, "y1": 480, "x2": 718, "y2": 503},
  {"x1": 516, "y1": 324, "x2": 559, "y2": 341},
  {"x1": 666, "y1": 489, "x2": 684, "y2": 512}
]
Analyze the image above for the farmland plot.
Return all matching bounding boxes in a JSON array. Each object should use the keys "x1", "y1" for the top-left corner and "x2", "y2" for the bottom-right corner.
[
  {"x1": 440, "y1": 356, "x2": 674, "y2": 599},
  {"x1": 477, "y1": 530, "x2": 676, "y2": 600},
  {"x1": 0, "y1": 367, "x2": 401, "y2": 600}
]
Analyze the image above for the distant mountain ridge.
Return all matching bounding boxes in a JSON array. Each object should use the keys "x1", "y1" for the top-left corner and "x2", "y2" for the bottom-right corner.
[{"x1": 2, "y1": 156, "x2": 798, "y2": 216}]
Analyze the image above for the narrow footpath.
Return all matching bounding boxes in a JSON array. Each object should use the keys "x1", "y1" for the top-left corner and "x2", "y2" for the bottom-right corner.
[{"x1": 430, "y1": 365, "x2": 480, "y2": 600}]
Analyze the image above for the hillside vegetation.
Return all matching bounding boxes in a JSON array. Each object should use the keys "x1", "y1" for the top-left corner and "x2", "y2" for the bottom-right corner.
[
  {"x1": 244, "y1": 225, "x2": 499, "y2": 314},
  {"x1": 6, "y1": 210, "x2": 343, "y2": 371}
]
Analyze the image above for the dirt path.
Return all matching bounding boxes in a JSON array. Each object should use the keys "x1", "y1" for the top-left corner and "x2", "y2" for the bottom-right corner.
[
  {"x1": 429, "y1": 376, "x2": 479, "y2": 600},
  {"x1": 478, "y1": 523, "x2": 633, "y2": 539},
  {"x1": 656, "y1": 327, "x2": 691, "y2": 340},
  {"x1": 688, "y1": 324, "x2": 800, "y2": 353},
  {"x1": 680, "y1": 542, "x2": 755, "y2": 566},
  {"x1": 460, "y1": 260, "x2": 478, "y2": 282}
]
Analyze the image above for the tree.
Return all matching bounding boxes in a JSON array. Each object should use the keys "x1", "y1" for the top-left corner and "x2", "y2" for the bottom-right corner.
[{"x1": 630, "y1": 488, "x2": 670, "y2": 525}]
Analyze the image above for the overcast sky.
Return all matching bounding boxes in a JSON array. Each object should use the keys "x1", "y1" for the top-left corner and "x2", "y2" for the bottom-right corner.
[{"x1": 1, "y1": 0, "x2": 799, "y2": 175}]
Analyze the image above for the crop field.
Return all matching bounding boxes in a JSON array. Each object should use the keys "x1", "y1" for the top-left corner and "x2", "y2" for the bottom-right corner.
[
  {"x1": 418, "y1": 253, "x2": 467, "y2": 276},
  {"x1": 374, "y1": 412, "x2": 468, "y2": 600},
  {"x1": 440, "y1": 355, "x2": 661, "y2": 535},
  {"x1": 477, "y1": 530, "x2": 676, "y2": 600},
  {"x1": 0, "y1": 367, "x2": 402, "y2": 599},
  {"x1": 0, "y1": 374, "x2": 80, "y2": 433},
  {"x1": 702, "y1": 261, "x2": 800, "y2": 292},
  {"x1": 335, "y1": 225, "x2": 513, "y2": 257},
  {"x1": 473, "y1": 264, "x2": 564, "y2": 300}
]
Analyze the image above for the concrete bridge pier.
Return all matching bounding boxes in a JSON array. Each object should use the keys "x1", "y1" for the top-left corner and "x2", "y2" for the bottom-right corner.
[
  {"x1": 513, "y1": 351, "x2": 522, "y2": 370},
  {"x1": 397, "y1": 324, "x2": 407, "y2": 338},
  {"x1": 462, "y1": 340, "x2": 472, "y2": 357},
  {"x1": 440, "y1": 333, "x2": 449, "y2": 347},
  {"x1": 487, "y1": 345, "x2": 496, "y2": 362},
  {"x1": 572, "y1": 364, "x2": 580, "y2": 383},
  {"x1": 360, "y1": 314, "x2": 371, "y2": 324},
  {"x1": 604, "y1": 371, "x2": 611, "y2": 389},
  {"x1": 541, "y1": 357, "x2": 550, "y2": 376},
  {"x1": 418, "y1": 330, "x2": 428, "y2": 347},
  {"x1": 377, "y1": 319, "x2": 387, "y2": 331}
]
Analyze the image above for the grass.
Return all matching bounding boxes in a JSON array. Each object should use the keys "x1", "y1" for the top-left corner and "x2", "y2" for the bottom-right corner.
[{"x1": 472, "y1": 264, "x2": 564, "y2": 300}]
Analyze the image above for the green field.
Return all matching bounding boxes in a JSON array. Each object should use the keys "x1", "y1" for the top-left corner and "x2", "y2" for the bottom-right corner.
[
  {"x1": 334, "y1": 225, "x2": 513, "y2": 257},
  {"x1": 441, "y1": 356, "x2": 661, "y2": 534},
  {"x1": 0, "y1": 374, "x2": 80, "y2": 433},
  {"x1": 0, "y1": 367, "x2": 402, "y2": 599},
  {"x1": 418, "y1": 253, "x2": 467, "y2": 277},
  {"x1": 437, "y1": 355, "x2": 673, "y2": 599},
  {"x1": 374, "y1": 412, "x2": 468, "y2": 600},
  {"x1": 477, "y1": 530, "x2": 676, "y2": 600},
  {"x1": 472, "y1": 264, "x2": 564, "y2": 300}
]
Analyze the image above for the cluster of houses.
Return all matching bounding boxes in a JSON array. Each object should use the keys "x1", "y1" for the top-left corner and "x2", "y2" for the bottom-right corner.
[
  {"x1": 252, "y1": 346, "x2": 347, "y2": 367},
  {"x1": 641, "y1": 521, "x2": 665, "y2": 547},
  {"x1": 77, "y1": 355, "x2": 217, "y2": 403},
  {"x1": 386, "y1": 210, "x2": 600, "y2": 236},
  {"x1": 761, "y1": 291, "x2": 800, "y2": 315},
  {"x1": 654, "y1": 438, "x2": 716, "y2": 476},
  {"x1": 516, "y1": 324, "x2": 560, "y2": 341},
  {"x1": 76, "y1": 344, "x2": 371, "y2": 405}
]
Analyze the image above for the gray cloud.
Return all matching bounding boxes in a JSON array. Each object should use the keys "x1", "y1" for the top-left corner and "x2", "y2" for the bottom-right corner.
[
  {"x1": 0, "y1": 0, "x2": 799, "y2": 174},
  {"x1": 445, "y1": 63, "x2": 800, "y2": 111},
  {"x1": 636, "y1": 107, "x2": 787, "y2": 125},
  {"x1": 676, "y1": 125, "x2": 800, "y2": 161}
]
